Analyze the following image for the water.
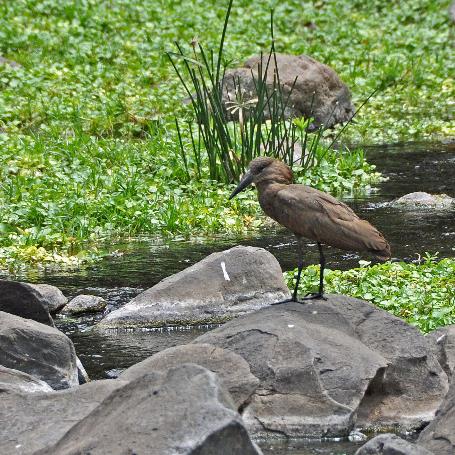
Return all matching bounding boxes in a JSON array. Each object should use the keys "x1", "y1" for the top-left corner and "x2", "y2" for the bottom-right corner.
[
  {"x1": 3, "y1": 141, "x2": 455, "y2": 382},
  {"x1": 3, "y1": 140, "x2": 454, "y2": 454}
]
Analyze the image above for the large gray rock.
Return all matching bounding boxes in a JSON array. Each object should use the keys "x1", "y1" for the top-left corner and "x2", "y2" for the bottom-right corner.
[
  {"x1": 62, "y1": 294, "x2": 107, "y2": 315},
  {"x1": 0, "y1": 311, "x2": 79, "y2": 390},
  {"x1": 28, "y1": 283, "x2": 68, "y2": 313},
  {"x1": 390, "y1": 192, "x2": 454, "y2": 209},
  {"x1": 418, "y1": 376, "x2": 455, "y2": 455},
  {"x1": 120, "y1": 343, "x2": 259, "y2": 408},
  {"x1": 222, "y1": 53, "x2": 355, "y2": 130},
  {"x1": 194, "y1": 295, "x2": 448, "y2": 438},
  {"x1": 0, "y1": 279, "x2": 54, "y2": 325},
  {"x1": 355, "y1": 434, "x2": 434, "y2": 455},
  {"x1": 98, "y1": 246, "x2": 290, "y2": 329},
  {"x1": 0, "y1": 365, "x2": 53, "y2": 394},
  {"x1": 428, "y1": 325, "x2": 455, "y2": 380},
  {"x1": 0, "y1": 380, "x2": 125, "y2": 454},
  {"x1": 36, "y1": 364, "x2": 262, "y2": 455}
]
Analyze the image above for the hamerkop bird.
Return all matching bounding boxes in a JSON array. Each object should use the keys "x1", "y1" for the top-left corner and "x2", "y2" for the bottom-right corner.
[{"x1": 229, "y1": 157, "x2": 391, "y2": 301}]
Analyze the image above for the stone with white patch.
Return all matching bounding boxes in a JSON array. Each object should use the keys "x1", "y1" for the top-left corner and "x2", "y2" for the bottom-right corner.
[{"x1": 97, "y1": 246, "x2": 290, "y2": 329}]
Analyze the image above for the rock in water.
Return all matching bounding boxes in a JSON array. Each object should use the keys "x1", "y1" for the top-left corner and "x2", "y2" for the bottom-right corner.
[
  {"x1": 0, "y1": 279, "x2": 54, "y2": 325},
  {"x1": 36, "y1": 364, "x2": 262, "y2": 455},
  {"x1": 354, "y1": 433, "x2": 434, "y2": 455},
  {"x1": 0, "y1": 311, "x2": 79, "y2": 390},
  {"x1": 61, "y1": 294, "x2": 107, "y2": 315},
  {"x1": 120, "y1": 343, "x2": 259, "y2": 409},
  {"x1": 28, "y1": 283, "x2": 68, "y2": 313},
  {"x1": 221, "y1": 53, "x2": 355, "y2": 129},
  {"x1": 390, "y1": 192, "x2": 454, "y2": 209},
  {"x1": 194, "y1": 295, "x2": 448, "y2": 438},
  {"x1": 418, "y1": 375, "x2": 455, "y2": 455},
  {"x1": 98, "y1": 246, "x2": 290, "y2": 329}
]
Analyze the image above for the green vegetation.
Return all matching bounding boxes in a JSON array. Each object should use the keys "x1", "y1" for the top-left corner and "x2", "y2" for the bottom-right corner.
[
  {"x1": 284, "y1": 256, "x2": 455, "y2": 333},
  {"x1": 0, "y1": 0, "x2": 453, "y2": 265}
]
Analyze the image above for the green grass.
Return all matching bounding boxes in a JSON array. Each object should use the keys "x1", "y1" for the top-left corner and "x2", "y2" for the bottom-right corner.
[
  {"x1": 0, "y1": 130, "x2": 381, "y2": 266},
  {"x1": 0, "y1": 0, "x2": 453, "y2": 265},
  {"x1": 284, "y1": 256, "x2": 455, "y2": 333},
  {"x1": 1, "y1": 0, "x2": 452, "y2": 141}
]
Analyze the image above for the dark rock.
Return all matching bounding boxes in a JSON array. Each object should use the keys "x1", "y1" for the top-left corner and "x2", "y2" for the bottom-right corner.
[
  {"x1": 0, "y1": 56, "x2": 21, "y2": 68},
  {"x1": 120, "y1": 343, "x2": 259, "y2": 408},
  {"x1": 36, "y1": 364, "x2": 262, "y2": 455},
  {"x1": 61, "y1": 294, "x2": 107, "y2": 315},
  {"x1": 418, "y1": 376, "x2": 455, "y2": 455},
  {"x1": 194, "y1": 295, "x2": 448, "y2": 438},
  {"x1": 221, "y1": 53, "x2": 355, "y2": 129},
  {"x1": 390, "y1": 192, "x2": 454, "y2": 209},
  {"x1": 0, "y1": 311, "x2": 79, "y2": 390},
  {"x1": 0, "y1": 379, "x2": 125, "y2": 454},
  {"x1": 28, "y1": 283, "x2": 68, "y2": 313},
  {"x1": 427, "y1": 325, "x2": 455, "y2": 380},
  {"x1": 0, "y1": 365, "x2": 53, "y2": 393},
  {"x1": 0, "y1": 279, "x2": 54, "y2": 325},
  {"x1": 354, "y1": 433, "x2": 434, "y2": 455},
  {"x1": 98, "y1": 246, "x2": 290, "y2": 329}
]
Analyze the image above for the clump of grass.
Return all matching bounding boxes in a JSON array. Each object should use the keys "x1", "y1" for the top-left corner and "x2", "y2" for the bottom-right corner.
[
  {"x1": 284, "y1": 255, "x2": 455, "y2": 333},
  {"x1": 169, "y1": 4, "x2": 311, "y2": 183}
]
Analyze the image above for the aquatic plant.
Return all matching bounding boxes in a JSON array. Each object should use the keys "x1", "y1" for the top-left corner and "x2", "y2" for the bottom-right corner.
[{"x1": 284, "y1": 255, "x2": 455, "y2": 332}]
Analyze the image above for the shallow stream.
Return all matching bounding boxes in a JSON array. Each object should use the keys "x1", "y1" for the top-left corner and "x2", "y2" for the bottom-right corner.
[{"x1": 4, "y1": 140, "x2": 455, "y2": 455}]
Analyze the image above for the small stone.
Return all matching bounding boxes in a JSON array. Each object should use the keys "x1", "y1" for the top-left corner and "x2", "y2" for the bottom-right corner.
[
  {"x1": 62, "y1": 295, "x2": 107, "y2": 315},
  {"x1": 349, "y1": 429, "x2": 367, "y2": 442},
  {"x1": 390, "y1": 192, "x2": 454, "y2": 209}
]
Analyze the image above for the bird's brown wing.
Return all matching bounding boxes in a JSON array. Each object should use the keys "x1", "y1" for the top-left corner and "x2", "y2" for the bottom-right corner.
[{"x1": 269, "y1": 185, "x2": 391, "y2": 258}]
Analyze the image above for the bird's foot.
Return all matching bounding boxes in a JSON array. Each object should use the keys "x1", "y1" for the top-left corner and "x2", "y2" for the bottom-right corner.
[{"x1": 301, "y1": 292, "x2": 327, "y2": 301}]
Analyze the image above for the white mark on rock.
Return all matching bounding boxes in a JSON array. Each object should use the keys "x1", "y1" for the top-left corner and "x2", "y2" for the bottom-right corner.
[
  {"x1": 437, "y1": 334, "x2": 446, "y2": 344},
  {"x1": 221, "y1": 261, "x2": 230, "y2": 281},
  {"x1": 312, "y1": 310, "x2": 318, "y2": 314},
  {"x1": 288, "y1": 324, "x2": 294, "y2": 328}
]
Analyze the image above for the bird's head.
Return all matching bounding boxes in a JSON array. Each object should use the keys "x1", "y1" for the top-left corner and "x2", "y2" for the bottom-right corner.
[{"x1": 229, "y1": 156, "x2": 293, "y2": 199}]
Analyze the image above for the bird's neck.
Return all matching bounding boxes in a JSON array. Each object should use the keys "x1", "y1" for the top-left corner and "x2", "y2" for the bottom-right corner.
[
  {"x1": 256, "y1": 180, "x2": 289, "y2": 215},
  {"x1": 255, "y1": 174, "x2": 291, "y2": 194}
]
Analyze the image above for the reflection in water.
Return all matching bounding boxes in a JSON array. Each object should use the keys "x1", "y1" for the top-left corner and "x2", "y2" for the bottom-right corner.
[{"x1": 2, "y1": 142, "x2": 455, "y2": 385}]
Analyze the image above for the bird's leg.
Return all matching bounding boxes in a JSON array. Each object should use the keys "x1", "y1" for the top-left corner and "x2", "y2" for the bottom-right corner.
[
  {"x1": 302, "y1": 242, "x2": 327, "y2": 301},
  {"x1": 271, "y1": 236, "x2": 305, "y2": 305},
  {"x1": 292, "y1": 257, "x2": 304, "y2": 302}
]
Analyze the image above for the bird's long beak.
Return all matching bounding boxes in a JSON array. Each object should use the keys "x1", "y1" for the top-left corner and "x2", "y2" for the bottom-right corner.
[{"x1": 229, "y1": 170, "x2": 254, "y2": 200}]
